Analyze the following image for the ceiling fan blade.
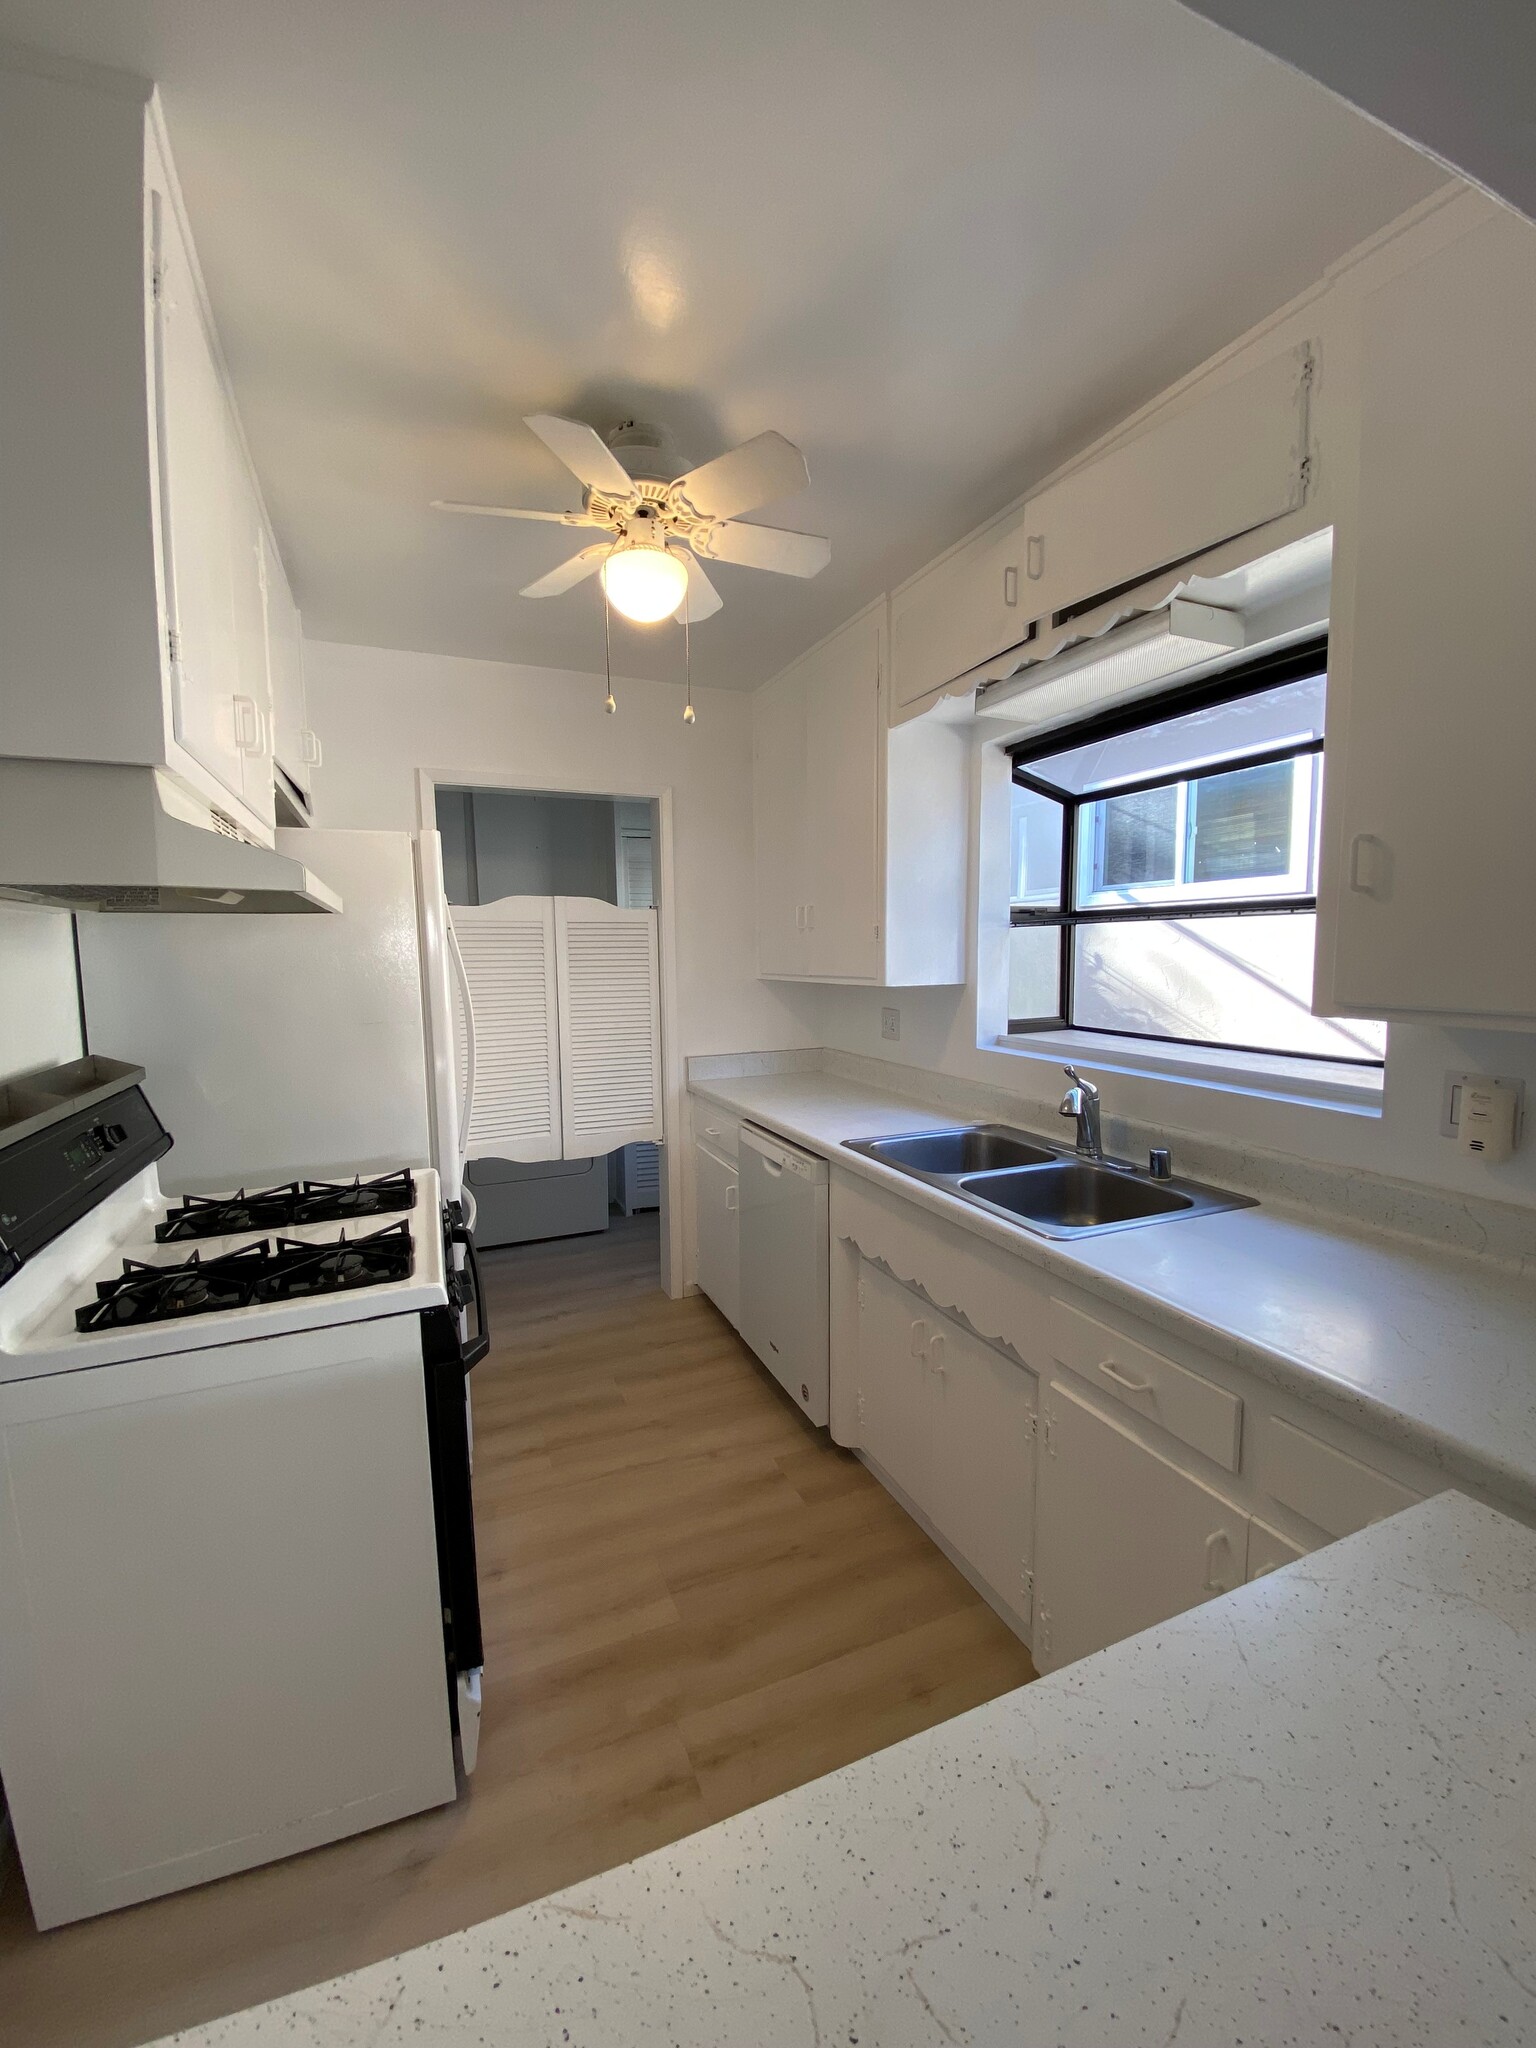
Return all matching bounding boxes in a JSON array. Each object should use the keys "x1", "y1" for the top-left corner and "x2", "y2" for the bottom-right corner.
[
  {"x1": 431, "y1": 500, "x2": 596, "y2": 525},
  {"x1": 696, "y1": 520, "x2": 831, "y2": 578},
  {"x1": 681, "y1": 552, "x2": 723, "y2": 622},
  {"x1": 519, "y1": 544, "x2": 610, "y2": 599},
  {"x1": 523, "y1": 415, "x2": 635, "y2": 497},
  {"x1": 669, "y1": 431, "x2": 809, "y2": 521}
]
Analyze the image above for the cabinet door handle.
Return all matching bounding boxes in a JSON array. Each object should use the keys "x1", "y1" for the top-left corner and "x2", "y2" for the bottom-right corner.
[
  {"x1": 927, "y1": 1331, "x2": 947, "y2": 1375},
  {"x1": 1002, "y1": 565, "x2": 1019, "y2": 608},
  {"x1": 1348, "y1": 833, "x2": 1389, "y2": 897},
  {"x1": 233, "y1": 695, "x2": 267, "y2": 755},
  {"x1": 299, "y1": 727, "x2": 323, "y2": 768},
  {"x1": 725, "y1": 1185, "x2": 738, "y2": 1212},
  {"x1": 703, "y1": 1125, "x2": 721, "y2": 1137},
  {"x1": 1026, "y1": 534, "x2": 1045, "y2": 581},
  {"x1": 908, "y1": 1319, "x2": 929, "y2": 1358},
  {"x1": 805, "y1": 903, "x2": 815, "y2": 931},
  {"x1": 1202, "y1": 1528, "x2": 1231, "y2": 1594},
  {"x1": 1098, "y1": 1359, "x2": 1153, "y2": 1396}
]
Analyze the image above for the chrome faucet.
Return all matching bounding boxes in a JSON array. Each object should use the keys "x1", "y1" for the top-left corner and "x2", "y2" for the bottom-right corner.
[{"x1": 1059, "y1": 1066, "x2": 1104, "y2": 1161}]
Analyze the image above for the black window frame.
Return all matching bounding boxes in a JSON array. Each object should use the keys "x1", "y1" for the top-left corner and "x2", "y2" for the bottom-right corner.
[{"x1": 1006, "y1": 637, "x2": 1378, "y2": 1068}]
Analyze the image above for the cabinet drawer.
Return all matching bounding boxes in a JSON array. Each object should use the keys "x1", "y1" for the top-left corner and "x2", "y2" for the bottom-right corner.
[
  {"x1": 1050, "y1": 1299, "x2": 1241, "y2": 1472},
  {"x1": 693, "y1": 1104, "x2": 739, "y2": 1159},
  {"x1": 1255, "y1": 1416, "x2": 1421, "y2": 1540}
]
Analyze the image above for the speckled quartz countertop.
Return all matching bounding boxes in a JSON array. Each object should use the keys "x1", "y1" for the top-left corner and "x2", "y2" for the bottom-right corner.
[
  {"x1": 692, "y1": 1071, "x2": 1536, "y2": 1515},
  {"x1": 158, "y1": 1492, "x2": 1536, "y2": 2046}
]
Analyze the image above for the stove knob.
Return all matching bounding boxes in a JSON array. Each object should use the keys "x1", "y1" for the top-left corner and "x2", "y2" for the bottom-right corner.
[{"x1": 98, "y1": 1122, "x2": 128, "y2": 1152}]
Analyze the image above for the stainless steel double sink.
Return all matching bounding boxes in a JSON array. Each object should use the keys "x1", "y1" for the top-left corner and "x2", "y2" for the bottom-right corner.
[{"x1": 842, "y1": 1124, "x2": 1254, "y2": 1239}]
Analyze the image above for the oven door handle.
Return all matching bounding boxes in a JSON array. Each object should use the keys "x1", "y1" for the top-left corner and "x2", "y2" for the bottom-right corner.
[{"x1": 446, "y1": 1209, "x2": 490, "y2": 1369}]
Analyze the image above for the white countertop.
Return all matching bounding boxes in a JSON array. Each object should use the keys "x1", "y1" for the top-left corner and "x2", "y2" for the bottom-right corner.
[
  {"x1": 694, "y1": 1070, "x2": 1536, "y2": 1514},
  {"x1": 158, "y1": 1490, "x2": 1536, "y2": 2046}
]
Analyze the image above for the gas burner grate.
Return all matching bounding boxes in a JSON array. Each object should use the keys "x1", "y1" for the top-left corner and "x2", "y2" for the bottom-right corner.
[
  {"x1": 76, "y1": 1221, "x2": 415, "y2": 1330},
  {"x1": 155, "y1": 1170, "x2": 417, "y2": 1241}
]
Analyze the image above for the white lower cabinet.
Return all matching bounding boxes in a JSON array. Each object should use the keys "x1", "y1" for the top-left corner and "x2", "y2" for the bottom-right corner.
[
  {"x1": 1247, "y1": 1518, "x2": 1307, "y2": 1582},
  {"x1": 1033, "y1": 1377, "x2": 1248, "y2": 1673},
  {"x1": 856, "y1": 1260, "x2": 1036, "y2": 1633},
  {"x1": 694, "y1": 1140, "x2": 740, "y2": 1330}
]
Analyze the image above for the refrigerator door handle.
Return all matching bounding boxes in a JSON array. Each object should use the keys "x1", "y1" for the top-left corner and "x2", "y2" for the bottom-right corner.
[
  {"x1": 446, "y1": 1206, "x2": 490, "y2": 1369},
  {"x1": 446, "y1": 914, "x2": 477, "y2": 1172}
]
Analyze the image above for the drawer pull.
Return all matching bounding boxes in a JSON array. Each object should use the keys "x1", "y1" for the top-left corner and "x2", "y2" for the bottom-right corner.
[
  {"x1": 704, "y1": 1125, "x2": 720, "y2": 1136},
  {"x1": 1098, "y1": 1359, "x2": 1153, "y2": 1396}
]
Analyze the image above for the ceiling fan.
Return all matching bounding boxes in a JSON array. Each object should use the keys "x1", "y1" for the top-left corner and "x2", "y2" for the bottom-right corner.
[{"x1": 433, "y1": 416, "x2": 830, "y2": 625}]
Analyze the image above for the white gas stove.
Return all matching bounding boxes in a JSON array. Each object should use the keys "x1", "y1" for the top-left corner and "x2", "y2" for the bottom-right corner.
[
  {"x1": 0, "y1": 1160, "x2": 449, "y2": 1381},
  {"x1": 0, "y1": 1067, "x2": 486, "y2": 1931}
]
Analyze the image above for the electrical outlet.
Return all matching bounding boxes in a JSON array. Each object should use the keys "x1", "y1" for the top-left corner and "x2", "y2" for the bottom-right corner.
[{"x1": 881, "y1": 1007, "x2": 900, "y2": 1042}]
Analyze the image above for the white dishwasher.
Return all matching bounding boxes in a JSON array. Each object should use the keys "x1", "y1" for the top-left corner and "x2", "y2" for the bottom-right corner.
[{"x1": 737, "y1": 1123, "x2": 830, "y2": 1427}]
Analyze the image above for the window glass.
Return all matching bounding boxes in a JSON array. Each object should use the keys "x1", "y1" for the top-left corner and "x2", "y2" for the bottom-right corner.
[
  {"x1": 1009, "y1": 782, "x2": 1063, "y2": 908},
  {"x1": 1007, "y1": 923, "x2": 1062, "y2": 1025},
  {"x1": 1070, "y1": 914, "x2": 1387, "y2": 1061},
  {"x1": 1022, "y1": 670, "x2": 1326, "y2": 797},
  {"x1": 1097, "y1": 784, "x2": 1178, "y2": 889},
  {"x1": 1188, "y1": 759, "x2": 1294, "y2": 883}
]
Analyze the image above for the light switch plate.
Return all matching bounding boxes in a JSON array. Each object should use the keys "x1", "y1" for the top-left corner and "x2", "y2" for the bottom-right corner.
[
  {"x1": 881, "y1": 1007, "x2": 900, "y2": 1042},
  {"x1": 1441, "y1": 1071, "x2": 1525, "y2": 1141}
]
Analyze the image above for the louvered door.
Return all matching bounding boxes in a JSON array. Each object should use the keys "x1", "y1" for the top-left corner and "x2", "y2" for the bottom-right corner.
[
  {"x1": 554, "y1": 899, "x2": 663, "y2": 1157},
  {"x1": 450, "y1": 898, "x2": 563, "y2": 1163}
]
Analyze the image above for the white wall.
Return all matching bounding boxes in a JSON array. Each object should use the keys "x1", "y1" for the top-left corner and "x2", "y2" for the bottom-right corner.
[
  {"x1": 301, "y1": 640, "x2": 822, "y2": 1066},
  {"x1": 0, "y1": 906, "x2": 82, "y2": 1084}
]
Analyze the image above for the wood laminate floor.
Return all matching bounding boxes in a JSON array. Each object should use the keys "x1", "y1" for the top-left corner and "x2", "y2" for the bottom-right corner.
[{"x1": 0, "y1": 1212, "x2": 1036, "y2": 2048}]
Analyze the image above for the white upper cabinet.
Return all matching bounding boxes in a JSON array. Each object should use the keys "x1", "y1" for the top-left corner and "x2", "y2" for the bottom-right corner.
[
  {"x1": 0, "y1": 59, "x2": 296, "y2": 844},
  {"x1": 753, "y1": 603, "x2": 967, "y2": 987},
  {"x1": 889, "y1": 507, "x2": 1035, "y2": 709},
  {"x1": 260, "y1": 531, "x2": 317, "y2": 816},
  {"x1": 1022, "y1": 346, "x2": 1312, "y2": 639},
  {"x1": 887, "y1": 344, "x2": 1312, "y2": 712},
  {"x1": 1317, "y1": 210, "x2": 1536, "y2": 1025}
]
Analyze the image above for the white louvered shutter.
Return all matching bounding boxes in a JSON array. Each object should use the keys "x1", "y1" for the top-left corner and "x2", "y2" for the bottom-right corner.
[
  {"x1": 554, "y1": 898, "x2": 663, "y2": 1156},
  {"x1": 450, "y1": 897, "x2": 563, "y2": 1163}
]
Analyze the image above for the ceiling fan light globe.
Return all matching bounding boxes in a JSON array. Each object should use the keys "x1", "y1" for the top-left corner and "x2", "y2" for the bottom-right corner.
[{"x1": 601, "y1": 541, "x2": 689, "y2": 624}]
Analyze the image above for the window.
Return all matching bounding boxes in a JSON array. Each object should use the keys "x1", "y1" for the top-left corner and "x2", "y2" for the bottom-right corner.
[{"x1": 1006, "y1": 642, "x2": 1386, "y2": 1065}]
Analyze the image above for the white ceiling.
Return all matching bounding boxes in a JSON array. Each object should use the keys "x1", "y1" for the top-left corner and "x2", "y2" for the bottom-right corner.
[{"x1": 2, "y1": 1, "x2": 1444, "y2": 688}]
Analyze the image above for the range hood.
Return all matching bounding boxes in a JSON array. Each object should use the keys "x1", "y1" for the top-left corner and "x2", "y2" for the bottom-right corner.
[{"x1": 0, "y1": 762, "x2": 341, "y2": 914}]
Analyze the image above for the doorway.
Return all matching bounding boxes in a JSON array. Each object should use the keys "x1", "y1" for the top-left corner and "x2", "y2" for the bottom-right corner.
[{"x1": 435, "y1": 786, "x2": 663, "y2": 1278}]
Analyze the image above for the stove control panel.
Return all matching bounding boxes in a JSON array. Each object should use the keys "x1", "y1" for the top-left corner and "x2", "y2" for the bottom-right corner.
[{"x1": 0, "y1": 1086, "x2": 171, "y2": 1277}]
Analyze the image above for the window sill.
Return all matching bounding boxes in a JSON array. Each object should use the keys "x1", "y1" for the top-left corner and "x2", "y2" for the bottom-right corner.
[{"x1": 993, "y1": 1027, "x2": 1384, "y2": 1114}]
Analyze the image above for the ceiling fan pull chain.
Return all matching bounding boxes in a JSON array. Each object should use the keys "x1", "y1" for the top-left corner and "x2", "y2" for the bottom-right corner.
[
  {"x1": 682, "y1": 594, "x2": 695, "y2": 725},
  {"x1": 602, "y1": 583, "x2": 616, "y2": 714}
]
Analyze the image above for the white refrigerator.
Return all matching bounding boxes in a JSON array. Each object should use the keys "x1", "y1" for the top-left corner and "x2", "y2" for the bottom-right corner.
[{"x1": 77, "y1": 829, "x2": 465, "y2": 1201}]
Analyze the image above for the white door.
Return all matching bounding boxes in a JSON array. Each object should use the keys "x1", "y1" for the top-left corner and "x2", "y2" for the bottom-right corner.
[
  {"x1": 859, "y1": 1261, "x2": 1036, "y2": 1632},
  {"x1": 1247, "y1": 1518, "x2": 1308, "y2": 1582},
  {"x1": 803, "y1": 611, "x2": 881, "y2": 980},
  {"x1": 1034, "y1": 1378, "x2": 1249, "y2": 1673},
  {"x1": 224, "y1": 423, "x2": 275, "y2": 825},
  {"x1": 151, "y1": 187, "x2": 245, "y2": 807},
  {"x1": 554, "y1": 898, "x2": 663, "y2": 1157},
  {"x1": 451, "y1": 897, "x2": 563, "y2": 1163},
  {"x1": 693, "y1": 1140, "x2": 740, "y2": 1329},
  {"x1": 261, "y1": 529, "x2": 314, "y2": 801},
  {"x1": 752, "y1": 669, "x2": 808, "y2": 977},
  {"x1": 856, "y1": 1260, "x2": 938, "y2": 1515},
  {"x1": 1320, "y1": 212, "x2": 1536, "y2": 1021},
  {"x1": 928, "y1": 1314, "x2": 1037, "y2": 1634}
]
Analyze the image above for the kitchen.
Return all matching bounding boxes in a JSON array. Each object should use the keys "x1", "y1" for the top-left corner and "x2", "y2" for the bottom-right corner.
[{"x1": 1, "y1": 4, "x2": 1534, "y2": 2045}]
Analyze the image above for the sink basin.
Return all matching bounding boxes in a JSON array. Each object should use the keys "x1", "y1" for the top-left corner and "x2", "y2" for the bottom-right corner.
[
  {"x1": 843, "y1": 1122, "x2": 1254, "y2": 1237},
  {"x1": 859, "y1": 1128, "x2": 1056, "y2": 1176},
  {"x1": 958, "y1": 1161, "x2": 1194, "y2": 1233}
]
